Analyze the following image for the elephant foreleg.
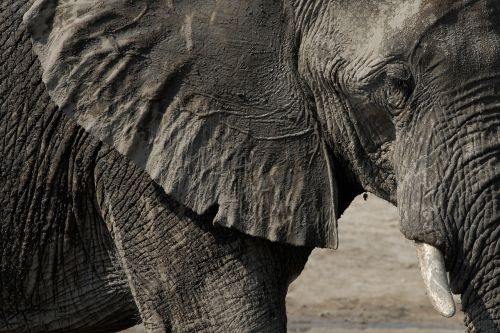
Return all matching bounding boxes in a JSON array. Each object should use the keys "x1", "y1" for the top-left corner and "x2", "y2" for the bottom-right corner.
[{"x1": 94, "y1": 148, "x2": 312, "y2": 333}]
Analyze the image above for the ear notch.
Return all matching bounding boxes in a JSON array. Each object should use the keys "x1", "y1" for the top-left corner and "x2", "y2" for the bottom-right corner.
[{"x1": 25, "y1": 0, "x2": 339, "y2": 248}]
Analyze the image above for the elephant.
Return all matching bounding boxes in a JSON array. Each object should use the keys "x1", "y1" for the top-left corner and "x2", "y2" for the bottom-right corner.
[{"x1": 1, "y1": 0, "x2": 498, "y2": 332}]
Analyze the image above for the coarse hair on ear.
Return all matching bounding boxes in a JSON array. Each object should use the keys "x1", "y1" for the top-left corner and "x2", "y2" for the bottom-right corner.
[{"x1": 25, "y1": 0, "x2": 339, "y2": 248}]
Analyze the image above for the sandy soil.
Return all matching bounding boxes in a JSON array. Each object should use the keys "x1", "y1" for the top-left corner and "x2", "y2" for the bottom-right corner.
[{"x1": 120, "y1": 195, "x2": 465, "y2": 332}]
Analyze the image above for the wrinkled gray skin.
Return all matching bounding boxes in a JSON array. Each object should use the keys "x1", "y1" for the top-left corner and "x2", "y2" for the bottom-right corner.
[{"x1": 1, "y1": 0, "x2": 498, "y2": 333}]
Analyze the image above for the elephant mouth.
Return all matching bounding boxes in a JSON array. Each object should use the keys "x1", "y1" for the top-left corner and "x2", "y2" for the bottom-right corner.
[{"x1": 414, "y1": 242, "x2": 456, "y2": 318}]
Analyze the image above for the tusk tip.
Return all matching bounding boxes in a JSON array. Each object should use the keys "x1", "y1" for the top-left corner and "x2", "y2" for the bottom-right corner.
[
  {"x1": 435, "y1": 302, "x2": 456, "y2": 318},
  {"x1": 414, "y1": 242, "x2": 456, "y2": 318},
  {"x1": 426, "y1": 282, "x2": 456, "y2": 318}
]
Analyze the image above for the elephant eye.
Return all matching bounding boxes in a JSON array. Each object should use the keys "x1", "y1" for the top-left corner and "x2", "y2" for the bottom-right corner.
[
  {"x1": 373, "y1": 66, "x2": 414, "y2": 116},
  {"x1": 385, "y1": 77, "x2": 413, "y2": 112}
]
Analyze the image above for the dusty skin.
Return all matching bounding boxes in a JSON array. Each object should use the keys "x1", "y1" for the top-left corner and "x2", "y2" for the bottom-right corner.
[{"x1": 121, "y1": 195, "x2": 464, "y2": 333}]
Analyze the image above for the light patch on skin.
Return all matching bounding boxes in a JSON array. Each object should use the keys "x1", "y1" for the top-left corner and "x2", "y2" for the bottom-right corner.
[
  {"x1": 209, "y1": 0, "x2": 223, "y2": 26},
  {"x1": 387, "y1": 0, "x2": 424, "y2": 30},
  {"x1": 364, "y1": 26, "x2": 385, "y2": 55},
  {"x1": 210, "y1": 11, "x2": 217, "y2": 25},
  {"x1": 165, "y1": 0, "x2": 174, "y2": 10},
  {"x1": 361, "y1": 0, "x2": 428, "y2": 55},
  {"x1": 181, "y1": 14, "x2": 194, "y2": 51},
  {"x1": 329, "y1": 0, "x2": 461, "y2": 62}
]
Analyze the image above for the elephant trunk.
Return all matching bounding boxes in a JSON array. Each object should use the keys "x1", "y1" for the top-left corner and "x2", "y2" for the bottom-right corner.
[
  {"x1": 448, "y1": 138, "x2": 499, "y2": 332},
  {"x1": 461, "y1": 239, "x2": 500, "y2": 333},
  {"x1": 395, "y1": 86, "x2": 500, "y2": 326}
]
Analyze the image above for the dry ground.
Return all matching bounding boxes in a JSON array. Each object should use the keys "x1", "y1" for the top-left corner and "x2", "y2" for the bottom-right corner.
[{"x1": 120, "y1": 195, "x2": 465, "y2": 332}]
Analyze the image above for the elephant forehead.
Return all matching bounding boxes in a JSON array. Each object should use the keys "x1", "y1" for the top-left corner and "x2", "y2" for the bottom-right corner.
[{"x1": 330, "y1": 0, "x2": 468, "y2": 58}]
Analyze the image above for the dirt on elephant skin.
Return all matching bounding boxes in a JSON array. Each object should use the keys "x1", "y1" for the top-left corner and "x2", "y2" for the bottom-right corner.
[{"x1": 120, "y1": 195, "x2": 465, "y2": 333}]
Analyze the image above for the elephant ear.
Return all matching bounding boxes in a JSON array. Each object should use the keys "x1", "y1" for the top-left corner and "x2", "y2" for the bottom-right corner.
[{"x1": 24, "y1": 0, "x2": 339, "y2": 248}]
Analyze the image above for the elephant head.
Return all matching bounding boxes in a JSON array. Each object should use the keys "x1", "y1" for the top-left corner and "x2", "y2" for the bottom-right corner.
[{"x1": 25, "y1": 0, "x2": 498, "y2": 331}]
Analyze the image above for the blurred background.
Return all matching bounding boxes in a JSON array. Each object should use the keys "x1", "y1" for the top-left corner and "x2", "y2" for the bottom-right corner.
[{"x1": 121, "y1": 195, "x2": 464, "y2": 333}]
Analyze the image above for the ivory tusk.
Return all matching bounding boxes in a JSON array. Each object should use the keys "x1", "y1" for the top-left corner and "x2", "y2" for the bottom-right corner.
[{"x1": 415, "y1": 242, "x2": 456, "y2": 318}]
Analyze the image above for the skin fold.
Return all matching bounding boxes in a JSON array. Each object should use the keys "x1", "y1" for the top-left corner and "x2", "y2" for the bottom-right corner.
[{"x1": 1, "y1": 0, "x2": 499, "y2": 332}]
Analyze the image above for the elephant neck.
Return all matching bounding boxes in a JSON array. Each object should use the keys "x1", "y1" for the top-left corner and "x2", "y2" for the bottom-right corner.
[{"x1": 445, "y1": 169, "x2": 500, "y2": 332}]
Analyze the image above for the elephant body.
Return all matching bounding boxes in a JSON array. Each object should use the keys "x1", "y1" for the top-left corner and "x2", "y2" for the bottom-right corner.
[{"x1": 1, "y1": 0, "x2": 499, "y2": 332}]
